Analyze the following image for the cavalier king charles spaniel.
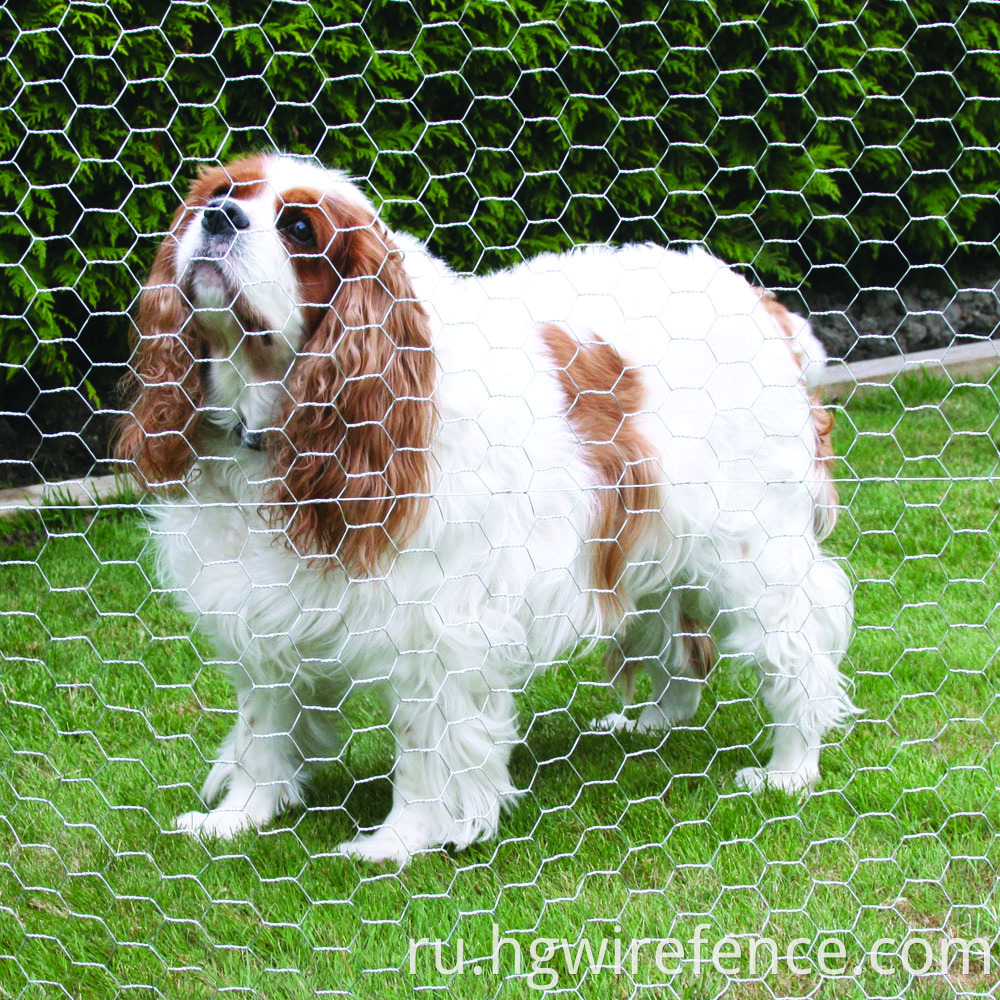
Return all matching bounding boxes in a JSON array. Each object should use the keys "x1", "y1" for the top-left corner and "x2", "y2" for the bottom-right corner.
[{"x1": 115, "y1": 153, "x2": 856, "y2": 863}]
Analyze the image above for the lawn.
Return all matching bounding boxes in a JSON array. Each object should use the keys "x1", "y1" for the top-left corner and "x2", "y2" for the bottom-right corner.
[{"x1": 1, "y1": 369, "x2": 998, "y2": 999}]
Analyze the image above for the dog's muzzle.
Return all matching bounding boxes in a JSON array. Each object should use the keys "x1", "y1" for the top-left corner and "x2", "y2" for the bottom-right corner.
[{"x1": 202, "y1": 197, "x2": 251, "y2": 240}]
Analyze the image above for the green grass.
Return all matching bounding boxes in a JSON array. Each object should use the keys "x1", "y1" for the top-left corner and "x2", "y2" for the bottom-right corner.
[{"x1": 2, "y1": 370, "x2": 999, "y2": 999}]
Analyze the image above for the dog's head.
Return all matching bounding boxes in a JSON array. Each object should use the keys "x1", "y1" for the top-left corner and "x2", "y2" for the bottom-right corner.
[{"x1": 114, "y1": 153, "x2": 436, "y2": 570}]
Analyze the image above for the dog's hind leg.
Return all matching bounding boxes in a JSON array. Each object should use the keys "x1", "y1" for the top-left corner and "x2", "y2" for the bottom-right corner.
[
  {"x1": 710, "y1": 539, "x2": 857, "y2": 794},
  {"x1": 596, "y1": 592, "x2": 713, "y2": 733}
]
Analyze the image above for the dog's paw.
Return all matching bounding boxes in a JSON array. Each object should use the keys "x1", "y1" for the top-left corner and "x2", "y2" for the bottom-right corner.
[
  {"x1": 590, "y1": 706, "x2": 673, "y2": 734},
  {"x1": 175, "y1": 809, "x2": 256, "y2": 840},
  {"x1": 734, "y1": 766, "x2": 816, "y2": 795},
  {"x1": 338, "y1": 828, "x2": 416, "y2": 866},
  {"x1": 338, "y1": 804, "x2": 484, "y2": 865},
  {"x1": 591, "y1": 710, "x2": 631, "y2": 731}
]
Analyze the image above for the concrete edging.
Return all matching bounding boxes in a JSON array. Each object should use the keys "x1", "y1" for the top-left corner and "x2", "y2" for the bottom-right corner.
[
  {"x1": 1, "y1": 339, "x2": 998, "y2": 520},
  {"x1": 820, "y1": 338, "x2": 999, "y2": 398},
  {"x1": 0, "y1": 473, "x2": 127, "y2": 520}
]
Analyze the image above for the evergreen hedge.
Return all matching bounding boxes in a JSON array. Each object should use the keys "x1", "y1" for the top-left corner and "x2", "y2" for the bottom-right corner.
[{"x1": 2, "y1": 0, "x2": 997, "y2": 396}]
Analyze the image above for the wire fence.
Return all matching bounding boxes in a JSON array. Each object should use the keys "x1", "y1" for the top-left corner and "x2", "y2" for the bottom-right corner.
[{"x1": 1, "y1": 2, "x2": 999, "y2": 997}]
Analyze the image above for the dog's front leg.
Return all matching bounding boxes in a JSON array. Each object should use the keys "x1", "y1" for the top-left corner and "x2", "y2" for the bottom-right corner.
[
  {"x1": 340, "y1": 655, "x2": 521, "y2": 864},
  {"x1": 176, "y1": 680, "x2": 343, "y2": 839}
]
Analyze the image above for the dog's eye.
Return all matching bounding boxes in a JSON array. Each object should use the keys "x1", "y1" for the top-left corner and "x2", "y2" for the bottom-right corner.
[{"x1": 284, "y1": 216, "x2": 316, "y2": 247}]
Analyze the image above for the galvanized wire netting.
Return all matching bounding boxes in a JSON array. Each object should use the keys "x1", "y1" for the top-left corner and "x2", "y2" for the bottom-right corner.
[{"x1": 1, "y1": 3, "x2": 999, "y2": 997}]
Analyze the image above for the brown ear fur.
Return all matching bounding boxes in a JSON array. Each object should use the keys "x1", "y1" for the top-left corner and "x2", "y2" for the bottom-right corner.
[
  {"x1": 539, "y1": 323, "x2": 661, "y2": 624},
  {"x1": 113, "y1": 213, "x2": 203, "y2": 488},
  {"x1": 270, "y1": 220, "x2": 437, "y2": 573}
]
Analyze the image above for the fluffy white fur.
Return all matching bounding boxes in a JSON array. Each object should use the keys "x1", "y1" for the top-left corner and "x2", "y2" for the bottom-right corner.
[{"x1": 125, "y1": 155, "x2": 856, "y2": 863}]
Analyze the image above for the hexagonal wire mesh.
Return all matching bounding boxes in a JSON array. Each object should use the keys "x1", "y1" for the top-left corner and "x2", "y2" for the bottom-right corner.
[{"x1": 1, "y1": 1, "x2": 998, "y2": 997}]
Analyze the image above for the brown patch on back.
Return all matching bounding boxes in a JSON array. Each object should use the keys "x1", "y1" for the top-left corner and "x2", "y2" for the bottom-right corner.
[{"x1": 539, "y1": 323, "x2": 661, "y2": 625}]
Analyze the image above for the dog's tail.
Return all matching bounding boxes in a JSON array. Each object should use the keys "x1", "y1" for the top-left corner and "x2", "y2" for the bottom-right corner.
[{"x1": 757, "y1": 290, "x2": 839, "y2": 540}]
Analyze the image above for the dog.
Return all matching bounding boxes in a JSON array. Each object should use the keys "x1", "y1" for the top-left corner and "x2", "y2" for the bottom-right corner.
[{"x1": 114, "y1": 152, "x2": 857, "y2": 864}]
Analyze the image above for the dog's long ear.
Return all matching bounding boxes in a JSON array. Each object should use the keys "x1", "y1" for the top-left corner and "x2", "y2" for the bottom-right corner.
[
  {"x1": 270, "y1": 219, "x2": 436, "y2": 574},
  {"x1": 113, "y1": 212, "x2": 203, "y2": 488}
]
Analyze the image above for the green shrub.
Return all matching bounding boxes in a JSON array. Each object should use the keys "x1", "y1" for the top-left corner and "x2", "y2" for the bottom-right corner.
[{"x1": 2, "y1": 0, "x2": 997, "y2": 395}]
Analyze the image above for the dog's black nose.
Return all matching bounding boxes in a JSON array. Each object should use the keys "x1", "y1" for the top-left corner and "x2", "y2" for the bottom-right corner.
[
  {"x1": 238, "y1": 421, "x2": 266, "y2": 451},
  {"x1": 202, "y1": 197, "x2": 250, "y2": 238}
]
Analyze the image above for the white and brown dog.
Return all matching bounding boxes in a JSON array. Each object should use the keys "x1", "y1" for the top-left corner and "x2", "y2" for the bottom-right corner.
[{"x1": 115, "y1": 153, "x2": 856, "y2": 863}]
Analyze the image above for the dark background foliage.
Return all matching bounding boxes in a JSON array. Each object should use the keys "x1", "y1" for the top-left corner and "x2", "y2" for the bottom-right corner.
[{"x1": 1, "y1": 0, "x2": 997, "y2": 443}]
